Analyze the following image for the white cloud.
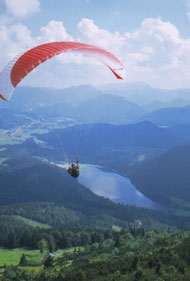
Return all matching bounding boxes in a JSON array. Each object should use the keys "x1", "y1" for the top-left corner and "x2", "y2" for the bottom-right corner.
[
  {"x1": 124, "y1": 18, "x2": 181, "y2": 67},
  {"x1": 9, "y1": 24, "x2": 34, "y2": 46},
  {"x1": 121, "y1": 17, "x2": 190, "y2": 88},
  {"x1": 76, "y1": 17, "x2": 190, "y2": 88},
  {"x1": 37, "y1": 21, "x2": 73, "y2": 43},
  {"x1": 0, "y1": 20, "x2": 73, "y2": 65},
  {"x1": 35, "y1": 20, "x2": 78, "y2": 65},
  {"x1": 78, "y1": 18, "x2": 126, "y2": 56},
  {"x1": 1, "y1": 16, "x2": 190, "y2": 89},
  {"x1": 130, "y1": 18, "x2": 180, "y2": 43},
  {"x1": 5, "y1": 0, "x2": 40, "y2": 18},
  {"x1": 0, "y1": 23, "x2": 36, "y2": 67}
]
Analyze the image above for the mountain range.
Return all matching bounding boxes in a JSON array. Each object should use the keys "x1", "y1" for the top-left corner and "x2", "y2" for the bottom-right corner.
[
  {"x1": 1, "y1": 84, "x2": 190, "y2": 130},
  {"x1": 0, "y1": 85, "x2": 145, "y2": 125},
  {"x1": 98, "y1": 82, "x2": 190, "y2": 108}
]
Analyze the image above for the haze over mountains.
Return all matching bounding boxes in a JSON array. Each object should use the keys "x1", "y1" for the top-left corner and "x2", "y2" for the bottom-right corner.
[
  {"x1": 1, "y1": 83, "x2": 190, "y2": 127},
  {"x1": 99, "y1": 82, "x2": 190, "y2": 110}
]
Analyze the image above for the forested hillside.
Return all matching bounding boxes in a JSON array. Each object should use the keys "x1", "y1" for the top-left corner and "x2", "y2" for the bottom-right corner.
[
  {"x1": 1, "y1": 227, "x2": 190, "y2": 281},
  {"x1": 129, "y1": 144, "x2": 190, "y2": 208}
]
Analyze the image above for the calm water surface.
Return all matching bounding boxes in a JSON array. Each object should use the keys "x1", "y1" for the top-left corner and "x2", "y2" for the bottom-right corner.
[{"x1": 78, "y1": 164, "x2": 161, "y2": 209}]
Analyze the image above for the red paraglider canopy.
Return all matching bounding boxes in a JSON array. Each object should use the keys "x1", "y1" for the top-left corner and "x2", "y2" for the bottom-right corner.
[{"x1": 0, "y1": 41, "x2": 124, "y2": 101}]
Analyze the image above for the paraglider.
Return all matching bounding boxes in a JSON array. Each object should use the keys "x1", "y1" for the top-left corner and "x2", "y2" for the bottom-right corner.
[
  {"x1": 0, "y1": 41, "x2": 124, "y2": 102},
  {"x1": 0, "y1": 41, "x2": 124, "y2": 178},
  {"x1": 67, "y1": 158, "x2": 80, "y2": 178}
]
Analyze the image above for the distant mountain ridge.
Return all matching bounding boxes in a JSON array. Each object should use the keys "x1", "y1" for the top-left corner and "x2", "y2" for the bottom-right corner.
[
  {"x1": 0, "y1": 85, "x2": 145, "y2": 126},
  {"x1": 1, "y1": 82, "x2": 190, "y2": 114},
  {"x1": 98, "y1": 82, "x2": 190, "y2": 108},
  {"x1": 141, "y1": 106, "x2": 190, "y2": 127},
  {"x1": 2, "y1": 84, "x2": 190, "y2": 130}
]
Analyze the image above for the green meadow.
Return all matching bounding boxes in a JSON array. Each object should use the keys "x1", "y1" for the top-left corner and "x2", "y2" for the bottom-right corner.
[
  {"x1": 0, "y1": 248, "x2": 42, "y2": 267},
  {"x1": 0, "y1": 246, "x2": 84, "y2": 277}
]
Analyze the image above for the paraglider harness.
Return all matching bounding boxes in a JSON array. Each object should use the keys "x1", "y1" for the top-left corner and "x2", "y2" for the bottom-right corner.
[{"x1": 67, "y1": 158, "x2": 80, "y2": 178}]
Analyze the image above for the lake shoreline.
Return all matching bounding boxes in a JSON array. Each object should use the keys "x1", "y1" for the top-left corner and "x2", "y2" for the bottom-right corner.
[{"x1": 77, "y1": 163, "x2": 164, "y2": 210}]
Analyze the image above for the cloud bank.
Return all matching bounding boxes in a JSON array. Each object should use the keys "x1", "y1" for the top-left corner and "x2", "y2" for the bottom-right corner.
[{"x1": 1, "y1": 11, "x2": 190, "y2": 89}]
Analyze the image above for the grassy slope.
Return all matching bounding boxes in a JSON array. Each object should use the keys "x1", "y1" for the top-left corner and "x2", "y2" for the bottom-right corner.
[{"x1": 13, "y1": 216, "x2": 51, "y2": 229}]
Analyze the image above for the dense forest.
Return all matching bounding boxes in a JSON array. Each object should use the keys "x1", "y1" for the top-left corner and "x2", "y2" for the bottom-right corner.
[{"x1": 1, "y1": 227, "x2": 190, "y2": 281}]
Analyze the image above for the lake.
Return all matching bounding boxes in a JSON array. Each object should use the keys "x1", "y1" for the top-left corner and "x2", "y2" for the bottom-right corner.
[{"x1": 78, "y1": 164, "x2": 162, "y2": 209}]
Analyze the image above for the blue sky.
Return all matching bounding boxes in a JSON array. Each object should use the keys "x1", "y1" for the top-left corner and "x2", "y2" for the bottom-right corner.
[{"x1": 1, "y1": 0, "x2": 190, "y2": 89}]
